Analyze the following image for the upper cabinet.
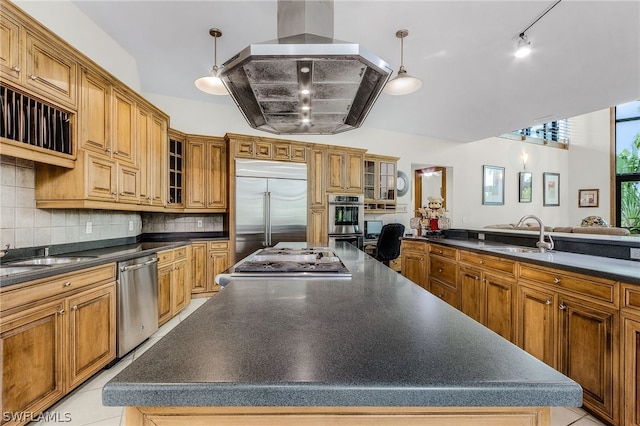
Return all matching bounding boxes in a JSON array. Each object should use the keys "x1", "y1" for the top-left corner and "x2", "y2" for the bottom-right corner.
[
  {"x1": 0, "y1": 8, "x2": 22, "y2": 86},
  {"x1": 229, "y1": 133, "x2": 306, "y2": 163},
  {"x1": 364, "y1": 154, "x2": 398, "y2": 212},
  {"x1": 325, "y1": 148, "x2": 364, "y2": 193},
  {"x1": 167, "y1": 129, "x2": 185, "y2": 208},
  {"x1": 185, "y1": 135, "x2": 227, "y2": 212}
]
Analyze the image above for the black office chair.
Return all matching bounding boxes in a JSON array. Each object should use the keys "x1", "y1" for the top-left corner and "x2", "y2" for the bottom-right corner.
[{"x1": 374, "y1": 223, "x2": 405, "y2": 266}]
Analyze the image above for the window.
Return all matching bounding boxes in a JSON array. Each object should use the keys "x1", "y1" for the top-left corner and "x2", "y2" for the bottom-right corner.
[
  {"x1": 614, "y1": 100, "x2": 640, "y2": 233},
  {"x1": 500, "y1": 119, "x2": 570, "y2": 148}
]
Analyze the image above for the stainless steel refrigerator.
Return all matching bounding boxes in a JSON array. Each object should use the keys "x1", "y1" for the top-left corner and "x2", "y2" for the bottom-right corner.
[{"x1": 235, "y1": 159, "x2": 307, "y2": 261}]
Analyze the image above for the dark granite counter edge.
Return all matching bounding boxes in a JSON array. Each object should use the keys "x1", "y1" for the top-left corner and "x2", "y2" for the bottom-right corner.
[
  {"x1": 103, "y1": 382, "x2": 582, "y2": 408},
  {"x1": 0, "y1": 232, "x2": 229, "y2": 288},
  {"x1": 404, "y1": 236, "x2": 640, "y2": 285}
]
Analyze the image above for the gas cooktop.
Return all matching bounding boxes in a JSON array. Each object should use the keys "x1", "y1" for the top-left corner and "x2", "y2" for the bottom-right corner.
[{"x1": 231, "y1": 247, "x2": 351, "y2": 277}]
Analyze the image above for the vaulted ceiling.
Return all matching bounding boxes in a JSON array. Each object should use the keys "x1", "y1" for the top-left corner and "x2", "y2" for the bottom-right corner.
[{"x1": 70, "y1": 0, "x2": 640, "y2": 142}]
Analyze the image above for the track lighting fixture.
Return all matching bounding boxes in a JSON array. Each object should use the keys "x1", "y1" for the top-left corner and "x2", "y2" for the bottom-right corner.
[{"x1": 514, "y1": 0, "x2": 562, "y2": 59}]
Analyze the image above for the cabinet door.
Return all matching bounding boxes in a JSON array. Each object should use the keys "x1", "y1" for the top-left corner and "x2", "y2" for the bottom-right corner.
[
  {"x1": 430, "y1": 280, "x2": 459, "y2": 309},
  {"x1": 401, "y1": 252, "x2": 427, "y2": 290},
  {"x1": 137, "y1": 106, "x2": 151, "y2": 202},
  {"x1": 1, "y1": 300, "x2": 65, "y2": 419},
  {"x1": 172, "y1": 260, "x2": 188, "y2": 314},
  {"x1": 191, "y1": 242, "x2": 208, "y2": 294},
  {"x1": 209, "y1": 250, "x2": 230, "y2": 292},
  {"x1": 116, "y1": 163, "x2": 140, "y2": 204},
  {"x1": 207, "y1": 141, "x2": 227, "y2": 210},
  {"x1": 484, "y1": 273, "x2": 515, "y2": 342},
  {"x1": 326, "y1": 150, "x2": 344, "y2": 192},
  {"x1": 623, "y1": 315, "x2": 640, "y2": 426},
  {"x1": 149, "y1": 115, "x2": 167, "y2": 206},
  {"x1": 459, "y1": 266, "x2": 484, "y2": 323},
  {"x1": 308, "y1": 208, "x2": 327, "y2": 246},
  {"x1": 25, "y1": 32, "x2": 77, "y2": 108},
  {"x1": 66, "y1": 283, "x2": 116, "y2": 390},
  {"x1": 345, "y1": 151, "x2": 363, "y2": 192},
  {"x1": 255, "y1": 141, "x2": 272, "y2": 159},
  {"x1": 80, "y1": 68, "x2": 111, "y2": 154},
  {"x1": 309, "y1": 149, "x2": 325, "y2": 207},
  {"x1": 112, "y1": 88, "x2": 136, "y2": 165},
  {"x1": 86, "y1": 154, "x2": 116, "y2": 200},
  {"x1": 186, "y1": 140, "x2": 206, "y2": 208},
  {"x1": 157, "y1": 263, "x2": 172, "y2": 326},
  {"x1": 558, "y1": 295, "x2": 618, "y2": 424},
  {"x1": 517, "y1": 284, "x2": 556, "y2": 367},
  {"x1": 0, "y1": 11, "x2": 22, "y2": 84}
]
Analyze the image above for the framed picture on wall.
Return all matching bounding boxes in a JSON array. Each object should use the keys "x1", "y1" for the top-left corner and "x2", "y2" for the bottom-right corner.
[
  {"x1": 482, "y1": 165, "x2": 504, "y2": 205},
  {"x1": 519, "y1": 172, "x2": 532, "y2": 203},
  {"x1": 543, "y1": 172, "x2": 560, "y2": 206},
  {"x1": 578, "y1": 188, "x2": 599, "y2": 207}
]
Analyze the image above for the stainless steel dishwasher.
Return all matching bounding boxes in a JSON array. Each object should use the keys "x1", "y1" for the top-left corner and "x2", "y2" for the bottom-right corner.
[{"x1": 116, "y1": 255, "x2": 159, "y2": 358}]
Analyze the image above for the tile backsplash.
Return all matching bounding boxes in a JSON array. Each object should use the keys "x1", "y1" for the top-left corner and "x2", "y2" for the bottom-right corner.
[
  {"x1": 141, "y1": 213, "x2": 224, "y2": 233},
  {"x1": 1, "y1": 155, "x2": 142, "y2": 249}
]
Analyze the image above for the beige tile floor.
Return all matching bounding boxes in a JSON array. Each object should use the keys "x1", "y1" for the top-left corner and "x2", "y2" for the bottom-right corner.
[{"x1": 31, "y1": 297, "x2": 605, "y2": 426}]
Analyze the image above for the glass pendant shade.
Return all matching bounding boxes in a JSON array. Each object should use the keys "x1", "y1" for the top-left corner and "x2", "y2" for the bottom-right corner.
[
  {"x1": 515, "y1": 34, "x2": 532, "y2": 58},
  {"x1": 384, "y1": 29, "x2": 422, "y2": 96},
  {"x1": 195, "y1": 66, "x2": 227, "y2": 95},
  {"x1": 195, "y1": 28, "x2": 228, "y2": 95},
  {"x1": 384, "y1": 66, "x2": 422, "y2": 95}
]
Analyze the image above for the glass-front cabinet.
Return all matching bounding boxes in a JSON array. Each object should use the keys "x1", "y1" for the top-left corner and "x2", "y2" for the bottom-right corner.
[
  {"x1": 167, "y1": 129, "x2": 185, "y2": 208},
  {"x1": 364, "y1": 154, "x2": 399, "y2": 212}
]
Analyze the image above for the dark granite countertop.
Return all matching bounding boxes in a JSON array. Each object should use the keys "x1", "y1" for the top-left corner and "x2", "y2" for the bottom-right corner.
[
  {"x1": 0, "y1": 233, "x2": 229, "y2": 288},
  {"x1": 403, "y1": 236, "x2": 640, "y2": 285},
  {"x1": 102, "y1": 242, "x2": 582, "y2": 408}
]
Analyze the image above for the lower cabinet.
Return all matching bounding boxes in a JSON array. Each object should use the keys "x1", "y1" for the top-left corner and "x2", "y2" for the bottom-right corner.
[
  {"x1": 0, "y1": 265, "x2": 116, "y2": 426},
  {"x1": 191, "y1": 240, "x2": 230, "y2": 297},
  {"x1": 428, "y1": 244, "x2": 458, "y2": 308},
  {"x1": 400, "y1": 240, "x2": 428, "y2": 290},
  {"x1": 157, "y1": 245, "x2": 191, "y2": 326},
  {"x1": 622, "y1": 283, "x2": 640, "y2": 426}
]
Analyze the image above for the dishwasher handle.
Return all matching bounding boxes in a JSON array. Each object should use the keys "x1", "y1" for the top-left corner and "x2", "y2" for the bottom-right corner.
[{"x1": 119, "y1": 257, "x2": 158, "y2": 272}]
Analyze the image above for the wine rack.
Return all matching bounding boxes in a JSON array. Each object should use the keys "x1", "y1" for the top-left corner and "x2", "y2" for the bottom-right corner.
[{"x1": 0, "y1": 85, "x2": 72, "y2": 155}]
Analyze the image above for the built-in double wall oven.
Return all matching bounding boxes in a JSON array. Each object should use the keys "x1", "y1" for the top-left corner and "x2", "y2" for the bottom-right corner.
[{"x1": 328, "y1": 194, "x2": 364, "y2": 249}]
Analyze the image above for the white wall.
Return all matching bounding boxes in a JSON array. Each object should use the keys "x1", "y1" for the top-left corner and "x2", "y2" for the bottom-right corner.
[{"x1": 17, "y1": 1, "x2": 614, "y2": 232}]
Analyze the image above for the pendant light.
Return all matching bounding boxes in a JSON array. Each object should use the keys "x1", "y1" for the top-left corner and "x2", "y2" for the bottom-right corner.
[
  {"x1": 383, "y1": 29, "x2": 422, "y2": 96},
  {"x1": 195, "y1": 28, "x2": 228, "y2": 95}
]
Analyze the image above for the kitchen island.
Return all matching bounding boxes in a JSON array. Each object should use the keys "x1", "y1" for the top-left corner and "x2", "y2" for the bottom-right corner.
[{"x1": 102, "y1": 242, "x2": 582, "y2": 425}]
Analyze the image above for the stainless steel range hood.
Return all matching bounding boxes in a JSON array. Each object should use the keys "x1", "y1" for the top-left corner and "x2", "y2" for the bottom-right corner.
[{"x1": 219, "y1": 1, "x2": 392, "y2": 135}]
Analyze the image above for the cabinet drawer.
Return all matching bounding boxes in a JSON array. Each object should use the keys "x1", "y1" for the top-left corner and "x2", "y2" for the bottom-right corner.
[
  {"x1": 209, "y1": 241, "x2": 229, "y2": 251},
  {"x1": 429, "y1": 256, "x2": 457, "y2": 287},
  {"x1": 519, "y1": 264, "x2": 618, "y2": 305},
  {"x1": 459, "y1": 250, "x2": 515, "y2": 276},
  {"x1": 430, "y1": 280, "x2": 460, "y2": 309},
  {"x1": 1, "y1": 264, "x2": 116, "y2": 312},
  {"x1": 622, "y1": 283, "x2": 640, "y2": 313},
  {"x1": 429, "y1": 244, "x2": 457, "y2": 259},
  {"x1": 157, "y1": 249, "x2": 174, "y2": 264},
  {"x1": 401, "y1": 240, "x2": 427, "y2": 253},
  {"x1": 173, "y1": 247, "x2": 188, "y2": 260}
]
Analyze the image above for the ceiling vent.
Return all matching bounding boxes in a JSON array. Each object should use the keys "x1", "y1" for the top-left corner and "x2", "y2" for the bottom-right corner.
[{"x1": 220, "y1": 0, "x2": 392, "y2": 135}]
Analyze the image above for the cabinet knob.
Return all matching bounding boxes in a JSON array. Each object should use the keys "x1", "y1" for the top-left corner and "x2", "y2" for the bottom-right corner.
[
  {"x1": 545, "y1": 300, "x2": 552, "y2": 305},
  {"x1": 553, "y1": 277, "x2": 561, "y2": 284},
  {"x1": 559, "y1": 304, "x2": 567, "y2": 310},
  {"x1": 72, "y1": 305, "x2": 78, "y2": 311},
  {"x1": 437, "y1": 294, "x2": 444, "y2": 299},
  {"x1": 114, "y1": 150, "x2": 120, "y2": 155},
  {"x1": 58, "y1": 309, "x2": 65, "y2": 315},
  {"x1": 438, "y1": 268, "x2": 443, "y2": 273},
  {"x1": 112, "y1": 192, "x2": 117, "y2": 196},
  {"x1": 479, "y1": 260, "x2": 484, "y2": 264},
  {"x1": 63, "y1": 281, "x2": 71, "y2": 287},
  {"x1": 29, "y1": 74, "x2": 37, "y2": 80},
  {"x1": 105, "y1": 148, "x2": 111, "y2": 153},
  {"x1": 438, "y1": 250, "x2": 443, "y2": 254},
  {"x1": 11, "y1": 66, "x2": 20, "y2": 72}
]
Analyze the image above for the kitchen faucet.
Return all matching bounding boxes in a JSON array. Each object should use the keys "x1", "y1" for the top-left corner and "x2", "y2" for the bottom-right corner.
[{"x1": 516, "y1": 215, "x2": 554, "y2": 252}]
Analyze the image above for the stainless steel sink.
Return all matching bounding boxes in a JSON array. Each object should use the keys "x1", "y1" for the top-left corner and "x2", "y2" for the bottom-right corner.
[
  {"x1": 0, "y1": 265, "x2": 49, "y2": 276},
  {"x1": 10, "y1": 256, "x2": 97, "y2": 266},
  {"x1": 492, "y1": 247, "x2": 542, "y2": 254}
]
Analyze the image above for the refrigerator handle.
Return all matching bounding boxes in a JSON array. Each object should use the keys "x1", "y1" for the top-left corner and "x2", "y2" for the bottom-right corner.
[{"x1": 264, "y1": 191, "x2": 271, "y2": 246}]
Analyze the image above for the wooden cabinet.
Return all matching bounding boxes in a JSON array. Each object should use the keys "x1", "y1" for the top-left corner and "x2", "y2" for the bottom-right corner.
[
  {"x1": 24, "y1": 31, "x2": 77, "y2": 109},
  {"x1": 428, "y1": 243, "x2": 458, "y2": 308},
  {"x1": 363, "y1": 154, "x2": 399, "y2": 212},
  {"x1": 621, "y1": 283, "x2": 640, "y2": 426},
  {"x1": 400, "y1": 240, "x2": 428, "y2": 290},
  {"x1": 185, "y1": 136, "x2": 227, "y2": 211},
  {"x1": 1, "y1": 264, "x2": 116, "y2": 425},
  {"x1": 229, "y1": 133, "x2": 306, "y2": 163},
  {"x1": 111, "y1": 87, "x2": 136, "y2": 165},
  {"x1": 79, "y1": 66, "x2": 111, "y2": 154},
  {"x1": 458, "y1": 250, "x2": 516, "y2": 342},
  {"x1": 157, "y1": 246, "x2": 192, "y2": 326},
  {"x1": 517, "y1": 264, "x2": 619, "y2": 425},
  {"x1": 138, "y1": 105, "x2": 167, "y2": 207},
  {"x1": 191, "y1": 241, "x2": 230, "y2": 296},
  {"x1": 0, "y1": 9, "x2": 22, "y2": 85},
  {"x1": 325, "y1": 148, "x2": 364, "y2": 193}
]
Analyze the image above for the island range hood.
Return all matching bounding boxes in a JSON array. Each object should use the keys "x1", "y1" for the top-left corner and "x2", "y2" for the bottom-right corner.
[{"x1": 219, "y1": 1, "x2": 392, "y2": 135}]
